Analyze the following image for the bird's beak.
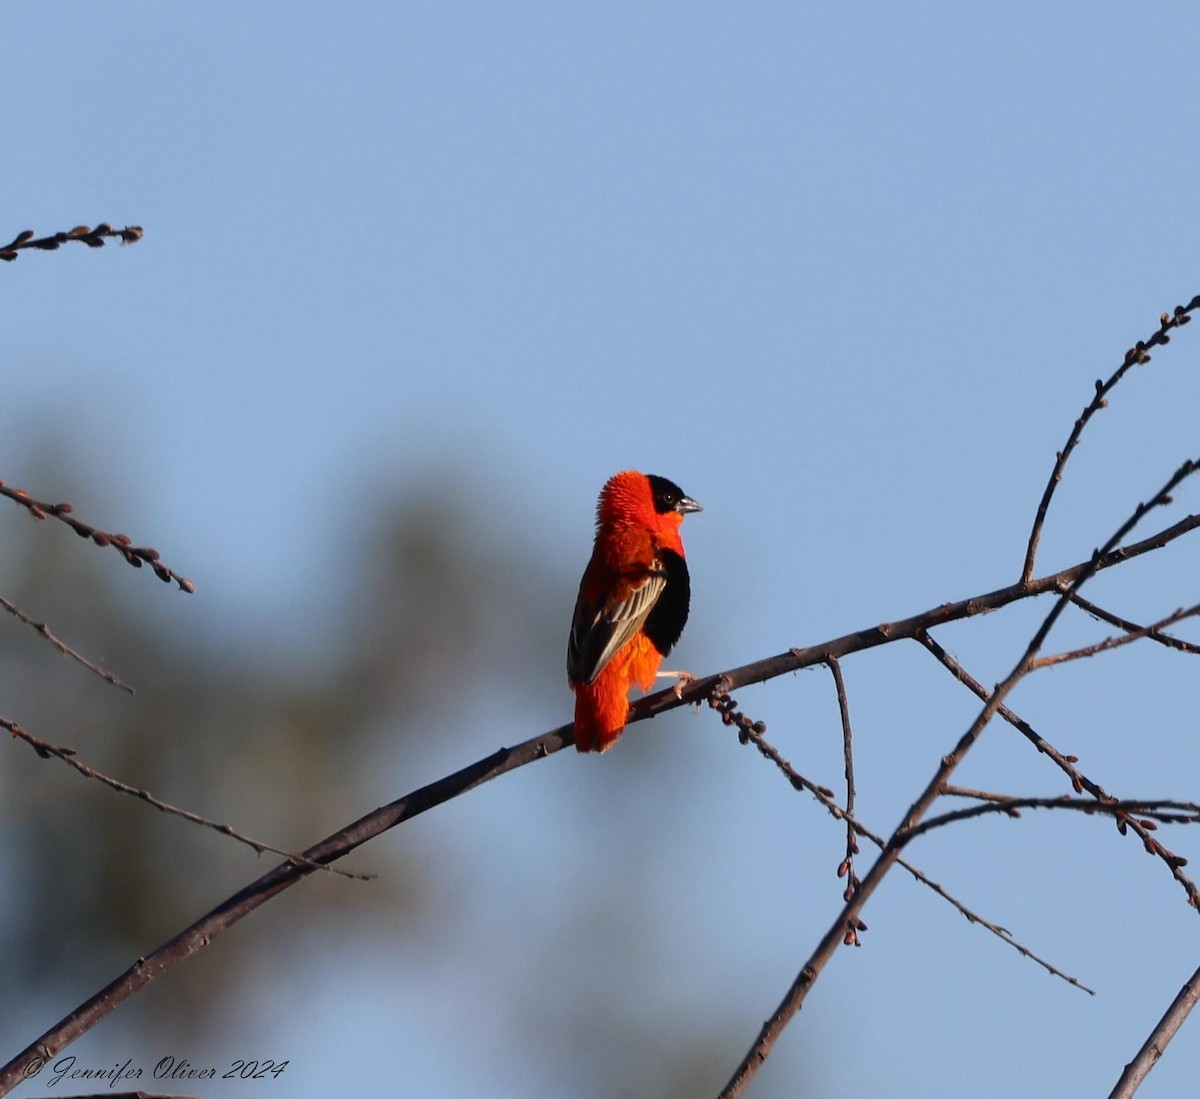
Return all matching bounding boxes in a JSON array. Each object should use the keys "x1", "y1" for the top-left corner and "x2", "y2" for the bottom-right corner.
[{"x1": 676, "y1": 495, "x2": 703, "y2": 514}]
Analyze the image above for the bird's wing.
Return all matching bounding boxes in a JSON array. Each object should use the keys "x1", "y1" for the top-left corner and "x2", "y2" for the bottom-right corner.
[{"x1": 567, "y1": 566, "x2": 666, "y2": 686}]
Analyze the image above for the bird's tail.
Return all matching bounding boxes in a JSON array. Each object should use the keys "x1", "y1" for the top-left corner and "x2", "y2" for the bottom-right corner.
[{"x1": 572, "y1": 673, "x2": 629, "y2": 753}]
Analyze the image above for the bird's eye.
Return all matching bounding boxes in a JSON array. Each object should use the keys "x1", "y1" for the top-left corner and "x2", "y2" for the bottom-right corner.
[{"x1": 646, "y1": 474, "x2": 688, "y2": 515}]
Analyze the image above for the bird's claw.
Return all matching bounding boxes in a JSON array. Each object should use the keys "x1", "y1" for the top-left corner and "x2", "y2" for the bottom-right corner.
[{"x1": 657, "y1": 670, "x2": 697, "y2": 700}]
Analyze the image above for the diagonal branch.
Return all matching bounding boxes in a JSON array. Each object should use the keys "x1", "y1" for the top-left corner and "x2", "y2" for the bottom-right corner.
[
  {"x1": 0, "y1": 592, "x2": 134, "y2": 693},
  {"x1": 1067, "y1": 591, "x2": 1200, "y2": 656},
  {"x1": 710, "y1": 682, "x2": 1093, "y2": 993},
  {"x1": 3, "y1": 718, "x2": 372, "y2": 883},
  {"x1": 0, "y1": 480, "x2": 194, "y2": 592},
  {"x1": 916, "y1": 631, "x2": 1104, "y2": 794},
  {"x1": 1109, "y1": 970, "x2": 1200, "y2": 1099},
  {"x1": 1021, "y1": 296, "x2": 1200, "y2": 584},
  {"x1": 1029, "y1": 603, "x2": 1200, "y2": 670},
  {"x1": 917, "y1": 633, "x2": 1200, "y2": 907},
  {"x1": 0, "y1": 223, "x2": 143, "y2": 262}
]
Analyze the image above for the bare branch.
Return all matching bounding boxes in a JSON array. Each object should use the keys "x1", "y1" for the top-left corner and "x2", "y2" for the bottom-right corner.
[
  {"x1": 826, "y1": 657, "x2": 861, "y2": 933},
  {"x1": 910, "y1": 797, "x2": 1200, "y2": 839},
  {"x1": 1109, "y1": 970, "x2": 1200, "y2": 1099},
  {"x1": 1068, "y1": 591, "x2": 1200, "y2": 656},
  {"x1": 0, "y1": 480, "x2": 194, "y2": 592},
  {"x1": 0, "y1": 593, "x2": 134, "y2": 693},
  {"x1": 941, "y1": 784, "x2": 1021, "y2": 801},
  {"x1": 917, "y1": 633, "x2": 1200, "y2": 907},
  {"x1": 3, "y1": 718, "x2": 372, "y2": 883},
  {"x1": 708, "y1": 681, "x2": 1093, "y2": 992},
  {"x1": 0, "y1": 223, "x2": 143, "y2": 262},
  {"x1": 1028, "y1": 603, "x2": 1200, "y2": 670},
  {"x1": 917, "y1": 631, "x2": 1103, "y2": 794},
  {"x1": 1021, "y1": 296, "x2": 1200, "y2": 584},
  {"x1": 891, "y1": 846, "x2": 1094, "y2": 996}
]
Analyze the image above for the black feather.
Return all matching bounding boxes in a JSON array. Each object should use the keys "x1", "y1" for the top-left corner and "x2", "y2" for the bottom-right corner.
[{"x1": 643, "y1": 549, "x2": 690, "y2": 657}]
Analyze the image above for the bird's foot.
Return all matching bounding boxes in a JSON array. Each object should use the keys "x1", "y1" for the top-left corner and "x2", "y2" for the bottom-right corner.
[{"x1": 657, "y1": 669, "x2": 697, "y2": 701}]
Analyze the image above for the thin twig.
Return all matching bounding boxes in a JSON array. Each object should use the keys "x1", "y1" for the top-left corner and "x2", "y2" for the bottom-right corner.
[
  {"x1": 910, "y1": 797, "x2": 1200, "y2": 839},
  {"x1": 941, "y1": 784, "x2": 1021, "y2": 802},
  {"x1": 826, "y1": 657, "x2": 861, "y2": 931},
  {"x1": 709, "y1": 680, "x2": 1093, "y2": 992},
  {"x1": 3, "y1": 718, "x2": 372, "y2": 883},
  {"x1": 1021, "y1": 296, "x2": 1200, "y2": 584},
  {"x1": 893, "y1": 849, "x2": 1094, "y2": 995},
  {"x1": 942, "y1": 784, "x2": 1200, "y2": 824},
  {"x1": 0, "y1": 480, "x2": 194, "y2": 592},
  {"x1": 1029, "y1": 603, "x2": 1200, "y2": 670},
  {"x1": 917, "y1": 631, "x2": 1103, "y2": 794},
  {"x1": 1069, "y1": 591, "x2": 1200, "y2": 656},
  {"x1": 0, "y1": 223, "x2": 143, "y2": 262},
  {"x1": 917, "y1": 632, "x2": 1200, "y2": 908},
  {"x1": 0, "y1": 593, "x2": 134, "y2": 693}
]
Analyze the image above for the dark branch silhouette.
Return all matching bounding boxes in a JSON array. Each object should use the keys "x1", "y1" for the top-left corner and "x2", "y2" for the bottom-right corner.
[
  {"x1": 1021, "y1": 296, "x2": 1199, "y2": 584},
  {"x1": 1110, "y1": 973, "x2": 1200, "y2": 1099},
  {"x1": 0, "y1": 480, "x2": 194, "y2": 592},
  {"x1": 827, "y1": 657, "x2": 860, "y2": 929},
  {"x1": 1068, "y1": 591, "x2": 1200, "y2": 656},
  {"x1": 918, "y1": 633, "x2": 1200, "y2": 905},
  {"x1": 911, "y1": 797, "x2": 1200, "y2": 837},
  {"x1": 1028, "y1": 603, "x2": 1200, "y2": 669},
  {"x1": 0, "y1": 223, "x2": 143, "y2": 262},
  {"x1": 707, "y1": 681, "x2": 1094, "y2": 992}
]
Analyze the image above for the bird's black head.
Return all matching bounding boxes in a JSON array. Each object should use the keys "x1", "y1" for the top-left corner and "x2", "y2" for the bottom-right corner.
[{"x1": 647, "y1": 474, "x2": 703, "y2": 516}]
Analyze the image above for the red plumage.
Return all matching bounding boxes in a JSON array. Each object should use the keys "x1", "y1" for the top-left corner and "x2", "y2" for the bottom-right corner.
[{"x1": 567, "y1": 471, "x2": 701, "y2": 753}]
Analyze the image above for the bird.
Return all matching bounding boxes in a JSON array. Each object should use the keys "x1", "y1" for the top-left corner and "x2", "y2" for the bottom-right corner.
[{"x1": 567, "y1": 470, "x2": 702, "y2": 753}]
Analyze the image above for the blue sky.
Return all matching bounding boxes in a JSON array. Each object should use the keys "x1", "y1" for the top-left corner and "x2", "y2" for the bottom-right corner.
[{"x1": 4, "y1": 4, "x2": 1200, "y2": 1097}]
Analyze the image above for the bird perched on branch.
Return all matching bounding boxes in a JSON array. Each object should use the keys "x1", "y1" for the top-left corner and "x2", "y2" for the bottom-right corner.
[{"x1": 567, "y1": 470, "x2": 702, "y2": 753}]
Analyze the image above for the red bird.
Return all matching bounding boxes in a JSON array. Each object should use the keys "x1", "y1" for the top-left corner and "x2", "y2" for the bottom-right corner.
[{"x1": 567, "y1": 471, "x2": 702, "y2": 753}]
